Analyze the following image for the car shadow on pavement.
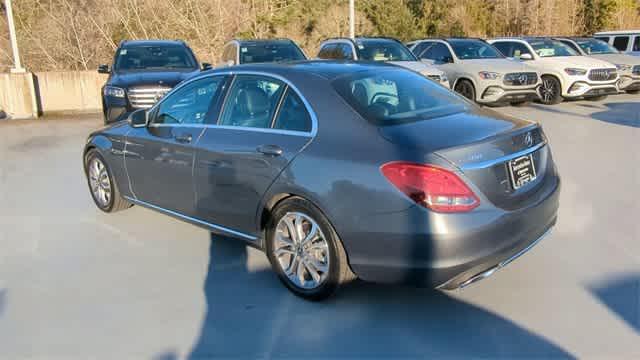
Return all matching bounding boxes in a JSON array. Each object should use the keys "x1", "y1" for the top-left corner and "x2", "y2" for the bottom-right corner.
[
  {"x1": 529, "y1": 102, "x2": 640, "y2": 128},
  {"x1": 182, "y1": 234, "x2": 575, "y2": 359},
  {"x1": 588, "y1": 273, "x2": 640, "y2": 334}
]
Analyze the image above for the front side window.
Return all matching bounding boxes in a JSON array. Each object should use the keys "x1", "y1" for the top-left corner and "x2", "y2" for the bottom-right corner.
[
  {"x1": 337, "y1": 44, "x2": 355, "y2": 60},
  {"x1": 355, "y1": 40, "x2": 417, "y2": 62},
  {"x1": 115, "y1": 45, "x2": 198, "y2": 71},
  {"x1": 575, "y1": 39, "x2": 618, "y2": 54},
  {"x1": 332, "y1": 68, "x2": 468, "y2": 125},
  {"x1": 448, "y1": 40, "x2": 504, "y2": 60},
  {"x1": 613, "y1": 36, "x2": 630, "y2": 51},
  {"x1": 528, "y1": 39, "x2": 578, "y2": 57},
  {"x1": 421, "y1": 43, "x2": 453, "y2": 63},
  {"x1": 410, "y1": 42, "x2": 431, "y2": 57},
  {"x1": 153, "y1": 77, "x2": 225, "y2": 125},
  {"x1": 594, "y1": 36, "x2": 610, "y2": 43},
  {"x1": 273, "y1": 89, "x2": 312, "y2": 132},
  {"x1": 633, "y1": 36, "x2": 640, "y2": 51},
  {"x1": 219, "y1": 75, "x2": 285, "y2": 129},
  {"x1": 318, "y1": 44, "x2": 339, "y2": 59},
  {"x1": 239, "y1": 43, "x2": 306, "y2": 64},
  {"x1": 559, "y1": 40, "x2": 582, "y2": 54}
]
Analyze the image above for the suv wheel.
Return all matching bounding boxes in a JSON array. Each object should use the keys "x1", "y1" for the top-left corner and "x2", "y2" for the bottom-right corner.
[
  {"x1": 454, "y1": 79, "x2": 476, "y2": 101},
  {"x1": 539, "y1": 76, "x2": 563, "y2": 105},
  {"x1": 266, "y1": 197, "x2": 355, "y2": 300}
]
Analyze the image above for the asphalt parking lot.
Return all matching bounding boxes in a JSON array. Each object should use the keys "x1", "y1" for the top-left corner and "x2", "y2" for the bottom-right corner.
[{"x1": 1, "y1": 95, "x2": 639, "y2": 359}]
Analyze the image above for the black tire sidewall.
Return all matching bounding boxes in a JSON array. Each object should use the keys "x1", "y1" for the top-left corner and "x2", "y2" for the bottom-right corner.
[
  {"x1": 265, "y1": 198, "x2": 342, "y2": 300},
  {"x1": 455, "y1": 80, "x2": 476, "y2": 101},
  {"x1": 540, "y1": 76, "x2": 563, "y2": 105},
  {"x1": 84, "y1": 150, "x2": 115, "y2": 212}
]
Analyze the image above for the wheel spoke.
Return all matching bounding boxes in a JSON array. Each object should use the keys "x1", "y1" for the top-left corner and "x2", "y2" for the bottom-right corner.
[
  {"x1": 304, "y1": 260, "x2": 322, "y2": 284},
  {"x1": 296, "y1": 256, "x2": 307, "y2": 285},
  {"x1": 275, "y1": 246, "x2": 295, "y2": 257},
  {"x1": 283, "y1": 217, "x2": 298, "y2": 243},
  {"x1": 301, "y1": 222, "x2": 318, "y2": 246},
  {"x1": 306, "y1": 257, "x2": 328, "y2": 274},
  {"x1": 294, "y1": 214, "x2": 305, "y2": 242}
]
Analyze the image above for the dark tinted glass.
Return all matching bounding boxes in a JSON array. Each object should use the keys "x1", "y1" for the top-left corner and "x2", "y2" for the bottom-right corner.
[
  {"x1": 239, "y1": 43, "x2": 306, "y2": 64},
  {"x1": 528, "y1": 39, "x2": 577, "y2": 57},
  {"x1": 318, "y1": 44, "x2": 338, "y2": 59},
  {"x1": 337, "y1": 44, "x2": 355, "y2": 60},
  {"x1": 634, "y1": 36, "x2": 640, "y2": 51},
  {"x1": 575, "y1": 39, "x2": 618, "y2": 54},
  {"x1": 115, "y1": 45, "x2": 198, "y2": 71},
  {"x1": 273, "y1": 89, "x2": 312, "y2": 132},
  {"x1": 355, "y1": 40, "x2": 417, "y2": 61},
  {"x1": 153, "y1": 77, "x2": 225, "y2": 125},
  {"x1": 559, "y1": 40, "x2": 582, "y2": 53},
  {"x1": 449, "y1": 39, "x2": 503, "y2": 59},
  {"x1": 219, "y1": 75, "x2": 285, "y2": 129},
  {"x1": 613, "y1": 36, "x2": 630, "y2": 51},
  {"x1": 411, "y1": 42, "x2": 431, "y2": 57},
  {"x1": 332, "y1": 68, "x2": 468, "y2": 126},
  {"x1": 422, "y1": 43, "x2": 453, "y2": 62}
]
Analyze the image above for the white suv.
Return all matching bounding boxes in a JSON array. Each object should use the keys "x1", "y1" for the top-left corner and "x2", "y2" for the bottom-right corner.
[
  {"x1": 406, "y1": 38, "x2": 541, "y2": 106},
  {"x1": 317, "y1": 37, "x2": 450, "y2": 88},
  {"x1": 556, "y1": 37, "x2": 640, "y2": 94},
  {"x1": 594, "y1": 31, "x2": 640, "y2": 56},
  {"x1": 489, "y1": 37, "x2": 619, "y2": 104}
]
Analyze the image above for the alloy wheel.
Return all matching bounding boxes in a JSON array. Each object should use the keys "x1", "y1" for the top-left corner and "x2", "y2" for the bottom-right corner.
[
  {"x1": 88, "y1": 157, "x2": 112, "y2": 208},
  {"x1": 540, "y1": 79, "x2": 558, "y2": 103},
  {"x1": 273, "y1": 212, "x2": 330, "y2": 289}
]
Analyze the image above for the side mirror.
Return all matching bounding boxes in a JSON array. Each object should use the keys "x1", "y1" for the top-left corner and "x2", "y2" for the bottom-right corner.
[
  {"x1": 201, "y1": 62, "x2": 212, "y2": 71},
  {"x1": 128, "y1": 109, "x2": 147, "y2": 128},
  {"x1": 519, "y1": 53, "x2": 533, "y2": 60},
  {"x1": 97, "y1": 64, "x2": 110, "y2": 74}
]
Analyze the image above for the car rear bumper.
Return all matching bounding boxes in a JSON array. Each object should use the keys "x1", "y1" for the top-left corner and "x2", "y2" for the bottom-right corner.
[{"x1": 346, "y1": 173, "x2": 560, "y2": 289}]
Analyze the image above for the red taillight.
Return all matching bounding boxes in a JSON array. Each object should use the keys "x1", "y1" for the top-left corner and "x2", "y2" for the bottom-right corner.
[{"x1": 380, "y1": 162, "x2": 480, "y2": 213}]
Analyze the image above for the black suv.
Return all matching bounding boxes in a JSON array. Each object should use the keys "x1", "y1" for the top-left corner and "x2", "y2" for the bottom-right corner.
[
  {"x1": 98, "y1": 40, "x2": 211, "y2": 124},
  {"x1": 218, "y1": 39, "x2": 306, "y2": 67}
]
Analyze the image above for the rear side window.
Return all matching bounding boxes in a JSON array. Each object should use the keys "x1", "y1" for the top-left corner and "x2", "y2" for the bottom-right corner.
[
  {"x1": 317, "y1": 44, "x2": 338, "y2": 59},
  {"x1": 332, "y1": 68, "x2": 468, "y2": 126},
  {"x1": 273, "y1": 89, "x2": 312, "y2": 132},
  {"x1": 613, "y1": 36, "x2": 630, "y2": 51},
  {"x1": 633, "y1": 37, "x2": 640, "y2": 51},
  {"x1": 219, "y1": 75, "x2": 285, "y2": 129}
]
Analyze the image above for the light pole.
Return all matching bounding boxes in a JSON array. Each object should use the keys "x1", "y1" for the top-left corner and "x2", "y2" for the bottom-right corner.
[
  {"x1": 5, "y1": 0, "x2": 25, "y2": 73},
  {"x1": 349, "y1": 0, "x2": 355, "y2": 39}
]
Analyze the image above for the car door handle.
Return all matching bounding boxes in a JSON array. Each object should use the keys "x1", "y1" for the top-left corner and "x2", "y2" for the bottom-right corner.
[
  {"x1": 256, "y1": 144, "x2": 283, "y2": 156},
  {"x1": 174, "y1": 133, "x2": 193, "y2": 144}
]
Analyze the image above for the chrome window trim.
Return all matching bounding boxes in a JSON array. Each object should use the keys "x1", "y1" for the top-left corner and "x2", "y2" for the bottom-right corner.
[
  {"x1": 461, "y1": 141, "x2": 547, "y2": 170},
  {"x1": 123, "y1": 196, "x2": 258, "y2": 241},
  {"x1": 147, "y1": 70, "x2": 318, "y2": 137}
]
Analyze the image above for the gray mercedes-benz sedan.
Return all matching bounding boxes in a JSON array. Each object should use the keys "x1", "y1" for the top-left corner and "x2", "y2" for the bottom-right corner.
[{"x1": 83, "y1": 61, "x2": 560, "y2": 300}]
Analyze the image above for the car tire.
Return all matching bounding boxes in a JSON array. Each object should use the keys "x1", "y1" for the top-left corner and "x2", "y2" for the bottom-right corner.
[
  {"x1": 626, "y1": 89, "x2": 640, "y2": 94},
  {"x1": 266, "y1": 197, "x2": 355, "y2": 301},
  {"x1": 539, "y1": 76, "x2": 563, "y2": 105},
  {"x1": 84, "y1": 149, "x2": 131, "y2": 213},
  {"x1": 454, "y1": 79, "x2": 476, "y2": 102}
]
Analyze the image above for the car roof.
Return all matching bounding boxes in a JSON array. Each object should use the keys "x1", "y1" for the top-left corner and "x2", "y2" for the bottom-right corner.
[
  {"x1": 232, "y1": 38, "x2": 297, "y2": 45},
  {"x1": 121, "y1": 39, "x2": 187, "y2": 48},
  {"x1": 324, "y1": 37, "x2": 403, "y2": 44},
  {"x1": 594, "y1": 30, "x2": 640, "y2": 35},
  {"x1": 201, "y1": 60, "x2": 401, "y2": 80}
]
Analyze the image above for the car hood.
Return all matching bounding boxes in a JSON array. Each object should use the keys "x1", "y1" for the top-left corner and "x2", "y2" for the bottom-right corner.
[
  {"x1": 587, "y1": 53, "x2": 640, "y2": 66},
  {"x1": 379, "y1": 105, "x2": 532, "y2": 154},
  {"x1": 109, "y1": 69, "x2": 200, "y2": 89},
  {"x1": 389, "y1": 61, "x2": 444, "y2": 76},
  {"x1": 457, "y1": 58, "x2": 536, "y2": 73},
  {"x1": 541, "y1": 56, "x2": 616, "y2": 69}
]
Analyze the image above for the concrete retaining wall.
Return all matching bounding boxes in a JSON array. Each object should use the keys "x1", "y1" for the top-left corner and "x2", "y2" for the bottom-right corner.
[{"x1": 0, "y1": 70, "x2": 107, "y2": 119}]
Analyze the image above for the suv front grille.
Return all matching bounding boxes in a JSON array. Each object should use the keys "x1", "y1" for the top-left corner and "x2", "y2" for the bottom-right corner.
[
  {"x1": 588, "y1": 68, "x2": 617, "y2": 81},
  {"x1": 503, "y1": 72, "x2": 538, "y2": 86},
  {"x1": 127, "y1": 86, "x2": 172, "y2": 109},
  {"x1": 633, "y1": 65, "x2": 640, "y2": 75}
]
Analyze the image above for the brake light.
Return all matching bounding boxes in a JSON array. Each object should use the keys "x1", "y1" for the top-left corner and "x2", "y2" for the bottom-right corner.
[{"x1": 380, "y1": 162, "x2": 480, "y2": 213}]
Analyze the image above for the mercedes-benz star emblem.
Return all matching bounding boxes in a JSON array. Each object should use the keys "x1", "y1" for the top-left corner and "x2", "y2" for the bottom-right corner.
[
  {"x1": 524, "y1": 132, "x2": 533, "y2": 147},
  {"x1": 518, "y1": 74, "x2": 528, "y2": 84}
]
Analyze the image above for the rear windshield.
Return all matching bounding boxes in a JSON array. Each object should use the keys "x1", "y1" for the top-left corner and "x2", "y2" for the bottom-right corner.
[
  {"x1": 449, "y1": 39, "x2": 504, "y2": 59},
  {"x1": 355, "y1": 40, "x2": 418, "y2": 61},
  {"x1": 332, "y1": 68, "x2": 468, "y2": 125},
  {"x1": 576, "y1": 39, "x2": 618, "y2": 54},
  {"x1": 239, "y1": 43, "x2": 306, "y2": 64},
  {"x1": 115, "y1": 45, "x2": 198, "y2": 71},
  {"x1": 528, "y1": 39, "x2": 578, "y2": 57}
]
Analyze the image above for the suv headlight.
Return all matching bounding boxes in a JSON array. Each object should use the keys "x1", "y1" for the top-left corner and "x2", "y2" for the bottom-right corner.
[
  {"x1": 615, "y1": 64, "x2": 632, "y2": 71},
  {"x1": 564, "y1": 68, "x2": 587, "y2": 76},
  {"x1": 104, "y1": 86, "x2": 125, "y2": 98},
  {"x1": 478, "y1": 71, "x2": 501, "y2": 80}
]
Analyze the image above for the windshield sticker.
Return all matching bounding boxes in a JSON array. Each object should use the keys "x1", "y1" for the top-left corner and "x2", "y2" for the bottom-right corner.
[
  {"x1": 241, "y1": 47, "x2": 248, "y2": 53},
  {"x1": 119, "y1": 49, "x2": 127, "y2": 55}
]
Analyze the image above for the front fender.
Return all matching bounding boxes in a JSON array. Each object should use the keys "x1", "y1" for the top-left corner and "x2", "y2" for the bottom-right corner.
[{"x1": 83, "y1": 131, "x2": 132, "y2": 198}]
